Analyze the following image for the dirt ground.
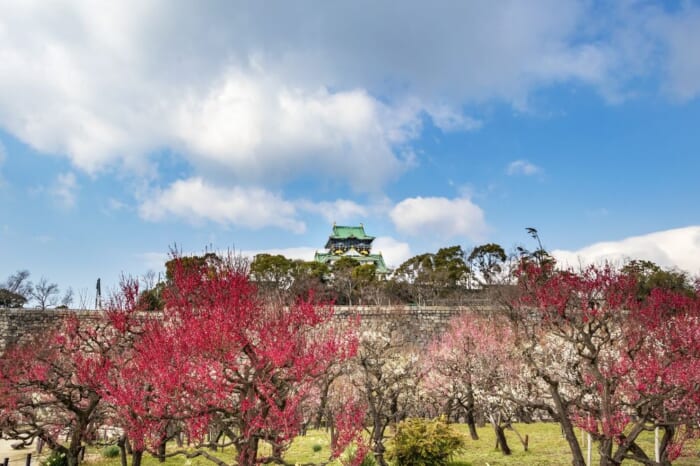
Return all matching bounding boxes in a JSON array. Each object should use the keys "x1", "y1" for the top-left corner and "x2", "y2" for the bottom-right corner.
[{"x1": 0, "y1": 439, "x2": 41, "y2": 465}]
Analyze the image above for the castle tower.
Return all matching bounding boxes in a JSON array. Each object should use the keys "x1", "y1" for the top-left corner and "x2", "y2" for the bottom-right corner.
[{"x1": 314, "y1": 223, "x2": 389, "y2": 274}]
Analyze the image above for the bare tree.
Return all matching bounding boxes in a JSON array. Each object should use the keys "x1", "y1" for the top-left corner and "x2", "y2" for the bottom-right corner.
[
  {"x1": 76, "y1": 288, "x2": 90, "y2": 310},
  {"x1": 3, "y1": 269, "x2": 33, "y2": 297},
  {"x1": 60, "y1": 287, "x2": 74, "y2": 308},
  {"x1": 350, "y1": 324, "x2": 423, "y2": 466},
  {"x1": 30, "y1": 277, "x2": 60, "y2": 310},
  {"x1": 140, "y1": 270, "x2": 157, "y2": 291}
]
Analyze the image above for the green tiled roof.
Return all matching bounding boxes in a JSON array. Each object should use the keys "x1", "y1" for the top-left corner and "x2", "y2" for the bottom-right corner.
[
  {"x1": 329, "y1": 224, "x2": 374, "y2": 241},
  {"x1": 316, "y1": 224, "x2": 389, "y2": 274},
  {"x1": 366, "y1": 253, "x2": 389, "y2": 273},
  {"x1": 314, "y1": 250, "x2": 389, "y2": 274}
]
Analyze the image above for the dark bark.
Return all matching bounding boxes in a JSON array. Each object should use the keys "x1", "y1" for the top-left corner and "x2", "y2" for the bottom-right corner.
[
  {"x1": 442, "y1": 396, "x2": 453, "y2": 420},
  {"x1": 599, "y1": 437, "x2": 616, "y2": 466},
  {"x1": 466, "y1": 410, "x2": 479, "y2": 440},
  {"x1": 490, "y1": 418, "x2": 511, "y2": 455},
  {"x1": 157, "y1": 442, "x2": 166, "y2": 463},
  {"x1": 313, "y1": 377, "x2": 332, "y2": 429},
  {"x1": 465, "y1": 388, "x2": 479, "y2": 440},
  {"x1": 612, "y1": 419, "x2": 647, "y2": 464},
  {"x1": 372, "y1": 415, "x2": 388, "y2": 466},
  {"x1": 125, "y1": 437, "x2": 133, "y2": 455},
  {"x1": 131, "y1": 450, "x2": 143, "y2": 466},
  {"x1": 236, "y1": 437, "x2": 259, "y2": 466},
  {"x1": 117, "y1": 436, "x2": 128, "y2": 466},
  {"x1": 65, "y1": 450, "x2": 80, "y2": 466},
  {"x1": 549, "y1": 384, "x2": 586, "y2": 466},
  {"x1": 658, "y1": 425, "x2": 675, "y2": 466}
]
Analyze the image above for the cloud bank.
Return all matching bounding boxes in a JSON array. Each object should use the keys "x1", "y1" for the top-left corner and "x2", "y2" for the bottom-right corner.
[
  {"x1": 552, "y1": 226, "x2": 700, "y2": 275},
  {"x1": 3, "y1": 0, "x2": 689, "y2": 192},
  {"x1": 2, "y1": 1, "x2": 700, "y2": 244},
  {"x1": 390, "y1": 196, "x2": 487, "y2": 241}
]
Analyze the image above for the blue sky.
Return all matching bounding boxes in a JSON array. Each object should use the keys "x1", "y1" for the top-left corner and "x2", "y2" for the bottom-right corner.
[{"x1": 1, "y1": 1, "x2": 699, "y2": 302}]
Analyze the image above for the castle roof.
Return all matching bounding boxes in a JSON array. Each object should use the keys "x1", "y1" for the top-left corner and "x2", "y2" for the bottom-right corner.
[
  {"x1": 316, "y1": 223, "x2": 389, "y2": 274},
  {"x1": 314, "y1": 251, "x2": 389, "y2": 274},
  {"x1": 328, "y1": 224, "x2": 374, "y2": 241}
]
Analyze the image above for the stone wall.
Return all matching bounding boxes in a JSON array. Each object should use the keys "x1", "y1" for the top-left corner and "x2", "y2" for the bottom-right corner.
[
  {"x1": 0, "y1": 305, "x2": 497, "y2": 351},
  {"x1": 335, "y1": 305, "x2": 469, "y2": 345},
  {"x1": 0, "y1": 308, "x2": 105, "y2": 351}
]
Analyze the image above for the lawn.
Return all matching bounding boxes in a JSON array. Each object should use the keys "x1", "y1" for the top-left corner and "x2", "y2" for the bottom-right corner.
[{"x1": 82, "y1": 423, "x2": 700, "y2": 466}]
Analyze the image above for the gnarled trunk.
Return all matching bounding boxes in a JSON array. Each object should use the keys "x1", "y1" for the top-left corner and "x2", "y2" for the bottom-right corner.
[
  {"x1": 117, "y1": 436, "x2": 128, "y2": 466},
  {"x1": 488, "y1": 414, "x2": 511, "y2": 455},
  {"x1": 131, "y1": 450, "x2": 143, "y2": 466},
  {"x1": 549, "y1": 385, "x2": 586, "y2": 466},
  {"x1": 236, "y1": 437, "x2": 260, "y2": 466},
  {"x1": 465, "y1": 387, "x2": 479, "y2": 440}
]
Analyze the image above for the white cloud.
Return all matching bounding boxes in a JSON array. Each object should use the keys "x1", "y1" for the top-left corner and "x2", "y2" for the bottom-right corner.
[
  {"x1": 174, "y1": 78, "x2": 414, "y2": 191},
  {"x1": 240, "y1": 247, "x2": 317, "y2": 263},
  {"x1": 0, "y1": 0, "x2": 651, "y2": 192},
  {"x1": 652, "y1": 6, "x2": 700, "y2": 100},
  {"x1": 51, "y1": 172, "x2": 78, "y2": 208},
  {"x1": 138, "y1": 177, "x2": 392, "y2": 232},
  {"x1": 552, "y1": 226, "x2": 700, "y2": 275},
  {"x1": 423, "y1": 104, "x2": 482, "y2": 132},
  {"x1": 138, "y1": 177, "x2": 306, "y2": 233},
  {"x1": 136, "y1": 252, "x2": 169, "y2": 272},
  {"x1": 107, "y1": 197, "x2": 128, "y2": 212},
  {"x1": 372, "y1": 236, "x2": 412, "y2": 268},
  {"x1": 507, "y1": 160, "x2": 541, "y2": 176},
  {"x1": 297, "y1": 199, "x2": 369, "y2": 224},
  {"x1": 390, "y1": 196, "x2": 487, "y2": 241}
]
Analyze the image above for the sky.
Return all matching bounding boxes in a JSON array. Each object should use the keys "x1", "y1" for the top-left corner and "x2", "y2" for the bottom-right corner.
[{"x1": 1, "y1": 1, "x2": 699, "y2": 302}]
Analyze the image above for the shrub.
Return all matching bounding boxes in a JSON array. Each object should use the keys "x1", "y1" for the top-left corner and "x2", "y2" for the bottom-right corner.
[
  {"x1": 312, "y1": 443, "x2": 323, "y2": 453},
  {"x1": 102, "y1": 445, "x2": 121, "y2": 458},
  {"x1": 386, "y1": 417, "x2": 465, "y2": 466},
  {"x1": 41, "y1": 451, "x2": 67, "y2": 466},
  {"x1": 343, "y1": 446, "x2": 377, "y2": 466}
]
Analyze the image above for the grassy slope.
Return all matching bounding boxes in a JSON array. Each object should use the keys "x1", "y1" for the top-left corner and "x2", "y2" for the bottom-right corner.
[{"x1": 83, "y1": 423, "x2": 700, "y2": 466}]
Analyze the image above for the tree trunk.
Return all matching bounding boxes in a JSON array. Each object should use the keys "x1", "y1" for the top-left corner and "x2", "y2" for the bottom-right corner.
[
  {"x1": 372, "y1": 419, "x2": 387, "y2": 466},
  {"x1": 442, "y1": 396, "x2": 453, "y2": 420},
  {"x1": 125, "y1": 437, "x2": 133, "y2": 455},
  {"x1": 466, "y1": 410, "x2": 479, "y2": 440},
  {"x1": 489, "y1": 415, "x2": 511, "y2": 455},
  {"x1": 117, "y1": 436, "x2": 128, "y2": 466},
  {"x1": 236, "y1": 437, "x2": 259, "y2": 466},
  {"x1": 465, "y1": 388, "x2": 479, "y2": 440},
  {"x1": 65, "y1": 450, "x2": 81, "y2": 466},
  {"x1": 271, "y1": 442, "x2": 284, "y2": 462},
  {"x1": 209, "y1": 428, "x2": 221, "y2": 451},
  {"x1": 66, "y1": 425, "x2": 84, "y2": 466},
  {"x1": 131, "y1": 450, "x2": 143, "y2": 466},
  {"x1": 157, "y1": 442, "x2": 166, "y2": 463},
  {"x1": 549, "y1": 385, "x2": 586, "y2": 466},
  {"x1": 658, "y1": 425, "x2": 675, "y2": 466},
  {"x1": 314, "y1": 377, "x2": 332, "y2": 429},
  {"x1": 599, "y1": 438, "x2": 616, "y2": 466}
]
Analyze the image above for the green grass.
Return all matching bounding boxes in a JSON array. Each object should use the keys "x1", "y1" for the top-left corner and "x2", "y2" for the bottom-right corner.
[
  {"x1": 83, "y1": 423, "x2": 700, "y2": 466},
  {"x1": 449, "y1": 423, "x2": 700, "y2": 466}
]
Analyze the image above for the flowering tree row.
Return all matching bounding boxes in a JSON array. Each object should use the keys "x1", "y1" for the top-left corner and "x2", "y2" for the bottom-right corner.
[
  {"x1": 1, "y1": 250, "x2": 699, "y2": 466},
  {"x1": 425, "y1": 260, "x2": 700, "y2": 466},
  {"x1": 0, "y1": 254, "x2": 365, "y2": 466}
]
